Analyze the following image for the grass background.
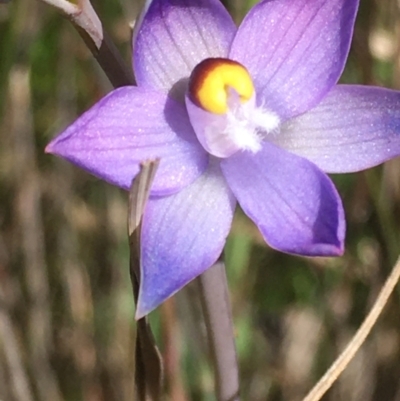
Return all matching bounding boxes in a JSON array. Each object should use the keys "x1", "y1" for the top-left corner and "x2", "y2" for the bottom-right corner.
[{"x1": 0, "y1": 0, "x2": 400, "y2": 400}]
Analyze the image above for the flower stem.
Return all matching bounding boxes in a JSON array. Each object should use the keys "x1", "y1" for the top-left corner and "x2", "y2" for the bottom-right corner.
[
  {"x1": 197, "y1": 261, "x2": 240, "y2": 401},
  {"x1": 75, "y1": 27, "x2": 136, "y2": 87},
  {"x1": 37, "y1": 0, "x2": 135, "y2": 87}
]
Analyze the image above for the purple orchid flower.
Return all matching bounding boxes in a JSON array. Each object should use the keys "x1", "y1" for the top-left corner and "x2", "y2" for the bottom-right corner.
[{"x1": 47, "y1": 0, "x2": 400, "y2": 318}]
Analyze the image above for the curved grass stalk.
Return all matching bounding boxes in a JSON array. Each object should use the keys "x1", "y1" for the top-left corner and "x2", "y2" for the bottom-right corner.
[{"x1": 303, "y1": 256, "x2": 400, "y2": 401}]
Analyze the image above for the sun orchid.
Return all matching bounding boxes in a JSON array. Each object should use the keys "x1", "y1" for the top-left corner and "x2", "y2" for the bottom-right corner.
[{"x1": 47, "y1": 0, "x2": 400, "y2": 318}]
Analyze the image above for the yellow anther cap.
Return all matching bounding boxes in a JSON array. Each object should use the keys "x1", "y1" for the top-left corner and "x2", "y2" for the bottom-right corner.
[{"x1": 188, "y1": 58, "x2": 255, "y2": 114}]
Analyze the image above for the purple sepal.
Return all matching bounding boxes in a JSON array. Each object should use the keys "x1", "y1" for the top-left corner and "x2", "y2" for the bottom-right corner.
[
  {"x1": 230, "y1": 0, "x2": 359, "y2": 121},
  {"x1": 273, "y1": 85, "x2": 400, "y2": 173},
  {"x1": 134, "y1": 0, "x2": 236, "y2": 96},
  {"x1": 136, "y1": 161, "x2": 235, "y2": 318},
  {"x1": 221, "y1": 142, "x2": 345, "y2": 256},
  {"x1": 46, "y1": 86, "x2": 208, "y2": 195}
]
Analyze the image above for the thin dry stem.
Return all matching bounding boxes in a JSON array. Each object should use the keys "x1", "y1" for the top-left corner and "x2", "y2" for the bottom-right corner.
[
  {"x1": 128, "y1": 160, "x2": 164, "y2": 401},
  {"x1": 302, "y1": 255, "x2": 400, "y2": 401},
  {"x1": 37, "y1": 0, "x2": 135, "y2": 87},
  {"x1": 37, "y1": 0, "x2": 102, "y2": 47},
  {"x1": 197, "y1": 262, "x2": 240, "y2": 401}
]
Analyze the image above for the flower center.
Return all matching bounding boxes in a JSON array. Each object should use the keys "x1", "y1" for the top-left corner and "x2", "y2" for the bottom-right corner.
[
  {"x1": 186, "y1": 58, "x2": 280, "y2": 158},
  {"x1": 188, "y1": 58, "x2": 255, "y2": 114}
]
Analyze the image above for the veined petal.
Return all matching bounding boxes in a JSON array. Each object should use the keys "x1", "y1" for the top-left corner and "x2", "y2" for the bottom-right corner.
[
  {"x1": 134, "y1": 0, "x2": 236, "y2": 95},
  {"x1": 137, "y1": 161, "x2": 235, "y2": 318},
  {"x1": 221, "y1": 143, "x2": 345, "y2": 256},
  {"x1": 272, "y1": 85, "x2": 400, "y2": 173},
  {"x1": 230, "y1": 0, "x2": 358, "y2": 120},
  {"x1": 46, "y1": 87, "x2": 208, "y2": 195}
]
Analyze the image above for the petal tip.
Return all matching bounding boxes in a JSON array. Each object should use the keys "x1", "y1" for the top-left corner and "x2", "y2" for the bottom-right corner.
[
  {"x1": 335, "y1": 242, "x2": 345, "y2": 257},
  {"x1": 45, "y1": 141, "x2": 54, "y2": 154},
  {"x1": 135, "y1": 305, "x2": 152, "y2": 321},
  {"x1": 135, "y1": 292, "x2": 164, "y2": 320},
  {"x1": 307, "y1": 240, "x2": 345, "y2": 257},
  {"x1": 45, "y1": 137, "x2": 64, "y2": 156}
]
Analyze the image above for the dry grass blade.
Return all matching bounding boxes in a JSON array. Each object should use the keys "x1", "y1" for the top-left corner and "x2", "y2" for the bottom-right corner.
[
  {"x1": 128, "y1": 160, "x2": 163, "y2": 401},
  {"x1": 302, "y1": 256, "x2": 400, "y2": 401},
  {"x1": 128, "y1": 160, "x2": 160, "y2": 240}
]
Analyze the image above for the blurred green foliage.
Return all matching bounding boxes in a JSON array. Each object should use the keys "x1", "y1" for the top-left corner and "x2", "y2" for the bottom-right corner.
[{"x1": 0, "y1": 0, "x2": 400, "y2": 400}]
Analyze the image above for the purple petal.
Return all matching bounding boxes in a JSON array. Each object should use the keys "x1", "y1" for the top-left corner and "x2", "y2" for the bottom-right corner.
[
  {"x1": 46, "y1": 87, "x2": 208, "y2": 195},
  {"x1": 271, "y1": 85, "x2": 400, "y2": 173},
  {"x1": 220, "y1": 143, "x2": 345, "y2": 256},
  {"x1": 134, "y1": 0, "x2": 236, "y2": 95},
  {"x1": 229, "y1": 0, "x2": 358, "y2": 120},
  {"x1": 137, "y1": 161, "x2": 235, "y2": 318}
]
